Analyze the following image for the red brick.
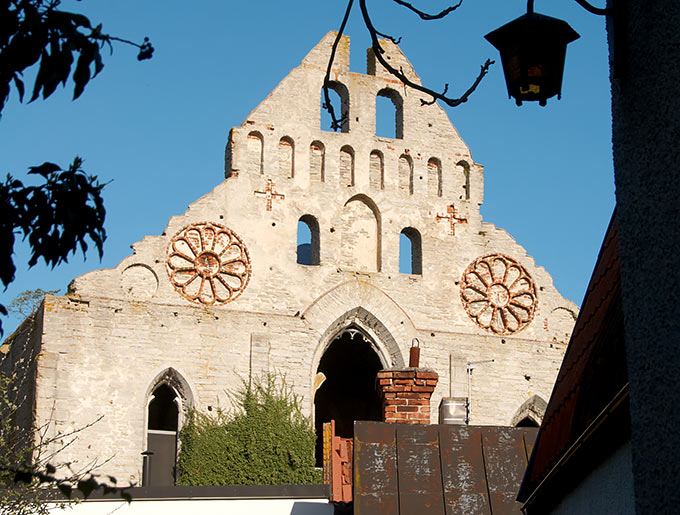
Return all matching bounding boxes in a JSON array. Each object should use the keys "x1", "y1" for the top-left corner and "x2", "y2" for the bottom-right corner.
[
  {"x1": 381, "y1": 385, "x2": 408, "y2": 393},
  {"x1": 392, "y1": 371, "x2": 416, "y2": 379},
  {"x1": 415, "y1": 371, "x2": 438, "y2": 379},
  {"x1": 397, "y1": 392, "x2": 426, "y2": 399},
  {"x1": 407, "y1": 399, "x2": 429, "y2": 406},
  {"x1": 425, "y1": 380, "x2": 438, "y2": 386},
  {"x1": 411, "y1": 385, "x2": 435, "y2": 393},
  {"x1": 396, "y1": 406, "x2": 419, "y2": 413}
]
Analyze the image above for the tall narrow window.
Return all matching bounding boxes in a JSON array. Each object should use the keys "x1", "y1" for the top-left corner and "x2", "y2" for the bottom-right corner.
[
  {"x1": 369, "y1": 150, "x2": 384, "y2": 190},
  {"x1": 399, "y1": 228, "x2": 422, "y2": 275},
  {"x1": 320, "y1": 81, "x2": 350, "y2": 133},
  {"x1": 278, "y1": 136, "x2": 295, "y2": 178},
  {"x1": 247, "y1": 131, "x2": 264, "y2": 175},
  {"x1": 427, "y1": 158, "x2": 442, "y2": 197},
  {"x1": 398, "y1": 154, "x2": 413, "y2": 195},
  {"x1": 145, "y1": 384, "x2": 179, "y2": 486},
  {"x1": 376, "y1": 88, "x2": 403, "y2": 139},
  {"x1": 297, "y1": 215, "x2": 320, "y2": 265},
  {"x1": 457, "y1": 160, "x2": 471, "y2": 200},
  {"x1": 339, "y1": 145, "x2": 355, "y2": 187},
  {"x1": 310, "y1": 141, "x2": 325, "y2": 182}
]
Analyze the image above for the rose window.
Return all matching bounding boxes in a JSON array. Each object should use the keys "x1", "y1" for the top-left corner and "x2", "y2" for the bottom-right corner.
[
  {"x1": 460, "y1": 254, "x2": 537, "y2": 334},
  {"x1": 166, "y1": 222, "x2": 251, "y2": 305}
]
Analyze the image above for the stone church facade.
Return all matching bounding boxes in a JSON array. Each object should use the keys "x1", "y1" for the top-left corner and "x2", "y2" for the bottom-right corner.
[{"x1": 1, "y1": 32, "x2": 576, "y2": 485}]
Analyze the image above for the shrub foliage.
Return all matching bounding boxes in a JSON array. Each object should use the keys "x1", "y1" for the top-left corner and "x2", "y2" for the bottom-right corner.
[{"x1": 177, "y1": 375, "x2": 321, "y2": 485}]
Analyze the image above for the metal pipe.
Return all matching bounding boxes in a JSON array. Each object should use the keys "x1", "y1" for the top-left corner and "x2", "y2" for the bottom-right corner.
[{"x1": 466, "y1": 360, "x2": 495, "y2": 424}]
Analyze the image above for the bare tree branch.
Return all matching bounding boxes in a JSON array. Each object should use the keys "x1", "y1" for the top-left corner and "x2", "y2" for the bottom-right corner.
[
  {"x1": 359, "y1": 0, "x2": 493, "y2": 108},
  {"x1": 374, "y1": 30, "x2": 401, "y2": 44},
  {"x1": 322, "y1": 0, "x2": 355, "y2": 132},
  {"x1": 391, "y1": 0, "x2": 464, "y2": 20}
]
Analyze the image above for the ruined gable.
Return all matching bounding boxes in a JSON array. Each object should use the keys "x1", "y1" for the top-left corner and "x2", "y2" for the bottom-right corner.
[{"x1": 4, "y1": 32, "x2": 577, "y2": 484}]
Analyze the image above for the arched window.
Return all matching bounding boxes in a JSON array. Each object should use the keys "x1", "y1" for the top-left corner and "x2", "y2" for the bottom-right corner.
[
  {"x1": 511, "y1": 395, "x2": 547, "y2": 428},
  {"x1": 376, "y1": 88, "x2": 404, "y2": 139},
  {"x1": 278, "y1": 136, "x2": 295, "y2": 178},
  {"x1": 320, "y1": 81, "x2": 350, "y2": 133},
  {"x1": 369, "y1": 150, "x2": 384, "y2": 190},
  {"x1": 297, "y1": 215, "x2": 320, "y2": 265},
  {"x1": 516, "y1": 417, "x2": 540, "y2": 428},
  {"x1": 341, "y1": 195, "x2": 381, "y2": 272},
  {"x1": 399, "y1": 227, "x2": 422, "y2": 275},
  {"x1": 310, "y1": 141, "x2": 325, "y2": 182},
  {"x1": 143, "y1": 369, "x2": 193, "y2": 487},
  {"x1": 427, "y1": 158, "x2": 442, "y2": 197},
  {"x1": 247, "y1": 131, "x2": 264, "y2": 175},
  {"x1": 339, "y1": 145, "x2": 355, "y2": 187},
  {"x1": 145, "y1": 383, "x2": 180, "y2": 486},
  {"x1": 457, "y1": 160, "x2": 471, "y2": 200},
  {"x1": 398, "y1": 154, "x2": 413, "y2": 195}
]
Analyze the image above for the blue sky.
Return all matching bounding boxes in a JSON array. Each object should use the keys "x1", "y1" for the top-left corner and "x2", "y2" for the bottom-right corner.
[{"x1": 0, "y1": 0, "x2": 614, "y2": 335}]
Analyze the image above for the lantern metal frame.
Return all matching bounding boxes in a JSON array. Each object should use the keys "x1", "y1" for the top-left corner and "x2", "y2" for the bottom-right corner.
[{"x1": 486, "y1": 0, "x2": 613, "y2": 106}]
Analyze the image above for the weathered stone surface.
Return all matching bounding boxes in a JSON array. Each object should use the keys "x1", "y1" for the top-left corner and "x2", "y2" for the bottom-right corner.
[{"x1": 1, "y1": 32, "x2": 577, "y2": 483}]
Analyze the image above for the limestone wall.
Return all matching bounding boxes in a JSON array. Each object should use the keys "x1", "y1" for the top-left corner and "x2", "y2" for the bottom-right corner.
[{"x1": 5, "y1": 32, "x2": 577, "y2": 482}]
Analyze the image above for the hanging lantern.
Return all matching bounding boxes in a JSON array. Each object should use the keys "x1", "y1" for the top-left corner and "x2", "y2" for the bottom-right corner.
[{"x1": 485, "y1": 7, "x2": 580, "y2": 106}]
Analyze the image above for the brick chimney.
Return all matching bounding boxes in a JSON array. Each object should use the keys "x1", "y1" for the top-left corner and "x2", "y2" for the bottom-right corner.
[{"x1": 377, "y1": 368, "x2": 438, "y2": 424}]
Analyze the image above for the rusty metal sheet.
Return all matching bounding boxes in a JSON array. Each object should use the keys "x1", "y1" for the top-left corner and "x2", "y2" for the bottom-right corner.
[
  {"x1": 522, "y1": 427, "x2": 539, "y2": 463},
  {"x1": 354, "y1": 422, "x2": 399, "y2": 515},
  {"x1": 396, "y1": 424, "x2": 445, "y2": 514},
  {"x1": 482, "y1": 427, "x2": 528, "y2": 515},
  {"x1": 439, "y1": 425, "x2": 492, "y2": 515}
]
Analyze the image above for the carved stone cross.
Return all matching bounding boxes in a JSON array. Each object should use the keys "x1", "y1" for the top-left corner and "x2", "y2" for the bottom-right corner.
[
  {"x1": 434, "y1": 204, "x2": 468, "y2": 235},
  {"x1": 254, "y1": 179, "x2": 285, "y2": 211}
]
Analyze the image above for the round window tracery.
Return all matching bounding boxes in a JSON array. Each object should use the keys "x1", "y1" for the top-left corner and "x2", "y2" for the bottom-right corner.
[
  {"x1": 460, "y1": 254, "x2": 537, "y2": 334},
  {"x1": 166, "y1": 222, "x2": 251, "y2": 305}
]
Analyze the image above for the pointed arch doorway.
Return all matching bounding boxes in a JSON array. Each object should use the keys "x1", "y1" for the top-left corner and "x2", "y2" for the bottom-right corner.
[{"x1": 314, "y1": 327, "x2": 383, "y2": 464}]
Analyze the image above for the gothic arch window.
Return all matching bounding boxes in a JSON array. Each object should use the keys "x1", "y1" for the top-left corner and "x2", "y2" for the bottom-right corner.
[
  {"x1": 376, "y1": 88, "x2": 404, "y2": 139},
  {"x1": 398, "y1": 154, "x2": 414, "y2": 195},
  {"x1": 511, "y1": 394, "x2": 547, "y2": 428},
  {"x1": 457, "y1": 160, "x2": 471, "y2": 200},
  {"x1": 516, "y1": 417, "x2": 540, "y2": 428},
  {"x1": 339, "y1": 145, "x2": 355, "y2": 187},
  {"x1": 399, "y1": 227, "x2": 422, "y2": 275},
  {"x1": 310, "y1": 141, "x2": 325, "y2": 182},
  {"x1": 143, "y1": 369, "x2": 193, "y2": 487},
  {"x1": 427, "y1": 158, "x2": 443, "y2": 197},
  {"x1": 369, "y1": 150, "x2": 384, "y2": 190},
  {"x1": 320, "y1": 81, "x2": 350, "y2": 133},
  {"x1": 278, "y1": 136, "x2": 295, "y2": 178},
  {"x1": 297, "y1": 215, "x2": 320, "y2": 265},
  {"x1": 247, "y1": 131, "x2": 264, "y2": 175}
]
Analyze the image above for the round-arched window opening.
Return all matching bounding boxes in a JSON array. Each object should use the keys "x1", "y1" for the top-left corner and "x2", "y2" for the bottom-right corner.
[{"x1": 297, "y1": 215, "x2": 320, "y2": 265}]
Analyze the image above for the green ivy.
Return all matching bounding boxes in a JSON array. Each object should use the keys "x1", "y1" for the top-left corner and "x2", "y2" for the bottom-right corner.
[{"x1": 176, "y1": 375, "x2": 321, "y2": 486}]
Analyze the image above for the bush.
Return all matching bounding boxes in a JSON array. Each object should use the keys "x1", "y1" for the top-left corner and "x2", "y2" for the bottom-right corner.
[{"x1": 177, "y1": 375, "x2": 321, "y2": 485}]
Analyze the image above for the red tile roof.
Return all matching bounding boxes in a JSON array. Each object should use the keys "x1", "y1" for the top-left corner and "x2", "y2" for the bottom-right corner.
[{"x1": 517, "y1": 211, "x2": 629, "y2": 509}]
